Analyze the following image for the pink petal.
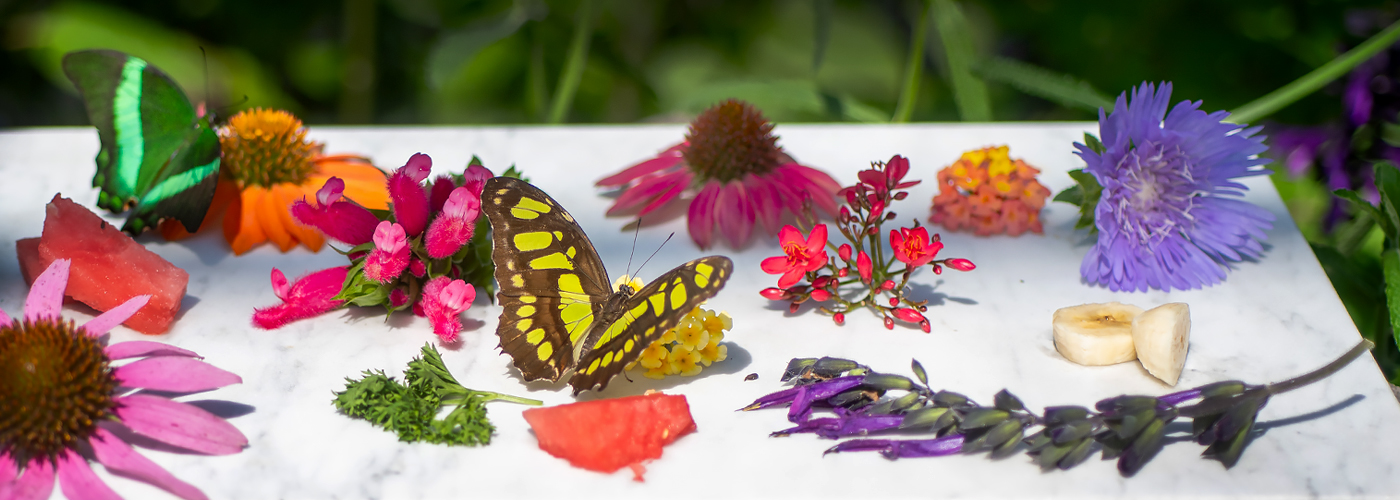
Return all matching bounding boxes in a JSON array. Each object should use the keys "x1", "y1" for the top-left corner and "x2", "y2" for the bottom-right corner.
[
  {"x1": 56, "y1": 450, "x2": 121, "y2": 500},
  {"x1": 25, "y1": 258, "x2": 70, "y2": 322},
  {"x1": 442, "y1": 280, "x2": 475, "y2": 311},
  {"x1": 606, "y1": 170, "x2": 688, "y2": 216},
  {"x1": 778, "y1": 164, "x2": 841, "y2": 215},
  {"x1": 0, "y1": 308, "x2": 11, "y2": 328},
  {"x1": 716, "y1": 182, "x2": 755, "y2": 247},
  {"x1": 81, "y1": 295, "x2": 150, "y2": 337},
  {"x1": 372, "y1": 221, "x2": 406, "y2": 253},
  {"x1": 806, "y1": 224, "x2": 828, "y2": 252},
  {"x1": 0, "y1": 454, "x2": 16, "y2": 499},
  {"x1": 686, "y1": 180, "x2": 722, "y2": 249},
  {"x1": 270, "y1": 269, "x2": 291, "y2": 301},
  {"x1": 364, "y1": 247, "x2": 410, "y2": 283},
  {"x1": 90, "y1": 427, "x2": 208, "y2": 500},
  {"x1": 462, "y1": 163, "x2": 494, "y2": 196},
  {"x1": 389, "y1": 170, "x2": 431, "y2": 237},
  {"x1": 105, "y1": 341, "x2": 200, "y2": 360},
  {"x1": 748, "y1": 178, "x2": 783, "y2": 233},
  {"x1": 637, "y1": 181, "x2": 685, "y2": 216},
  {"x1": 424, "y1": 215, "x2": 474, "y2": 259},
  {"x1": 252, "y1": 266, "x2": 349, "y2": 330},
  {"x1": 11, "y1": 458, "x2": 54, "y2": 500},
  {"x1": 442, "y1": 187, "x2": 481, "y2": 220},
  {"x1": 777, "y1": 225, "x2": 802, "y2": 245},
  {"x1": 316, "y1": 177, "x2": 345, "y2": 205},
  {"x1": 114, "y1": 357, "x2": 242, "y2": 392},
  {"x1": 760, "y1": 256, "x2": 792, "y2": 275},
  {"x1": 429, "y1": 176, "x2": 456, "y2": 212},
  {"x1": 596, "y1": 147, "x2": 684, "y2": 187},
  {"x1": 291, "y1": 200, "x2": 380, "y2": 246},
  {"x1": 112, "y1": 394, "x2": 248, "y2": 455},
  {"x1": 777, "y1": 269, "x2": 804, "y2": 289},
  {"x1": 399, "y1": 153, "x2": 432, "y2": 183}
]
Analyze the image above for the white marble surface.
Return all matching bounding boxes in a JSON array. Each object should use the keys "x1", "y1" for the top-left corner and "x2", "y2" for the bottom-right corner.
[{"x1": 2, "y1": 123, "x2": 1398, "y2": 499}]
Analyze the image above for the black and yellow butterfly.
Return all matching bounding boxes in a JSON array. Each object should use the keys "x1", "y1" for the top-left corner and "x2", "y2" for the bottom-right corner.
[{"x1": 481, "y1": 177, "x2": 732, "y2": 395}]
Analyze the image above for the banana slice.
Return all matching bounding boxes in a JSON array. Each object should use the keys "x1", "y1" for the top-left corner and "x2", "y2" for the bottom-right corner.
[
  {"x1": 1131, "y1": 303, "x2": 1191, "y2": 386},
  {"x1": 1052, "y1": 302, "x2": 1144, "y2": 366}
]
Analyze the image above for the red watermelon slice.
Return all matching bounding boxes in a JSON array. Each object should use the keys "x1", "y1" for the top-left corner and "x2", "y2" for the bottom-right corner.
[
  {"x1": 523, "y1": 392, "x2": 696, "y2": 481},
  {"x1": 15, "y1": 195, "x2": 188, "y2": 334}
]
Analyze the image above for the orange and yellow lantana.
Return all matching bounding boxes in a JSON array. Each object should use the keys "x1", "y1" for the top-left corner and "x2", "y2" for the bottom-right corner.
[{"x1": 930, "y1": 146, "x2": 1051, "y2": 236}]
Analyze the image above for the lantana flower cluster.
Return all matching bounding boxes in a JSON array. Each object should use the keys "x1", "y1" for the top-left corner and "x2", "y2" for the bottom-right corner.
[
  {"x1": 760, "y1": 155, "x2": 976, "y2": 332},
  {"x1": 931, "y1": 146, "x2": 1051, "y2": 236},
  {"x1": 253, "y1": 153, "x2": 501, "y2": 343},
  {"x1": 621, "y1": 278, "x2": 732, "y2": 379}
]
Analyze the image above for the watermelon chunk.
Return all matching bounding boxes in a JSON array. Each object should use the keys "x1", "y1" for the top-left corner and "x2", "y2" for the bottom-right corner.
[
  {"x1": 15, "y1": 195, "x2": 188, "y2": 334},
  {"x1": 523, "y1": 393, "x2": 696, "y2": 481}
]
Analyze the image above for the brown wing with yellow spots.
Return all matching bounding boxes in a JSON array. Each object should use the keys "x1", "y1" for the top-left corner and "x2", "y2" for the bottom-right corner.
[
  {"x1": 482, "y1": 176, "x2": 612, "y2": 382},
  {"x1": 569, "y1": 256, "x2": 733, "y2": 394}
]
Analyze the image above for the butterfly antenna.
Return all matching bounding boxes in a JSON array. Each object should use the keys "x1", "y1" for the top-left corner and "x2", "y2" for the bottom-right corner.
[
  {"x1": 623, "y1": 215, "x2": 643, "y2": 279},
  {"x1": 632, "y1": 232, "x2": 674, "y2": 281}
]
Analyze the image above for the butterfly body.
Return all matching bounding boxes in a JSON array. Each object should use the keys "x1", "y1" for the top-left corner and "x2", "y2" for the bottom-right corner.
[
  {"x1": 63, "y1": 49, "x2": 221, "y2": 235},
  {"x1": 482, "y1": 177, "x2": 732, "y2": 394}
]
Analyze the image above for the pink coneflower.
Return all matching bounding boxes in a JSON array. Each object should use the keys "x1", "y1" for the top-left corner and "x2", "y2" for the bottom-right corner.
[
  {"x1": 1, "y1": 260, "x2": 247, "y2": 500},
  {"x1": 597, "y1": 99, "x2": 841, "y2": 249}
]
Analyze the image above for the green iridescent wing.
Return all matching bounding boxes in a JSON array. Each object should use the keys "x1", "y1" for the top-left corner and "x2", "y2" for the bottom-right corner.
[{"x1": 62, "y1": 49, "x2": 220, "y2": 234}]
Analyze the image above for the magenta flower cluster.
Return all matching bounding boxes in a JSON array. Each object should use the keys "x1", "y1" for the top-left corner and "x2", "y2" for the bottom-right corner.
[{"x1": 254, "y1": 153, "x2": 489, "y2": 342}]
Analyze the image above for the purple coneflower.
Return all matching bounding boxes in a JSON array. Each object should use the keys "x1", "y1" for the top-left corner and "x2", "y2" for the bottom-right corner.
[
  {"x1": 597, "y1": 99, "x2": 841, "y2": 249},
  {"x1": 1075, "y1": 82, "x2": 1274, "y2": 292},
  {"x1": 2, "y1": 260, "x2": 247, "y2": 500}
]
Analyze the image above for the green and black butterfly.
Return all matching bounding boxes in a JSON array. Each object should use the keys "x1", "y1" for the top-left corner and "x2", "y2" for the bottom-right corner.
[
  {"x1": 482, "y1": 176, "x2": 733, "y2": 395},
  {"x1": 62, "y1": 49, "x2": 221, "y2": 235}
]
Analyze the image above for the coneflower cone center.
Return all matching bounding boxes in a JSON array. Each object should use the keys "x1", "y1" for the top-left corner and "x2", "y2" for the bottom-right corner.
[
  {"x1": 1109, "y1": 143, "x2": 1198, "y2": 245},
  {"x1": 0, "y1": 319, "x2": 116, "y2": 463},
  {"x1": 220, "y1": 108, "x2": 320, "y2": 188},
  {"x1": 683, "y1": 99, "x2": 783, "y2": 183}
]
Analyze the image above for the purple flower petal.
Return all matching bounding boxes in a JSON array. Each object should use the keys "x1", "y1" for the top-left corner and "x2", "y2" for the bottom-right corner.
[
  {"x1": 114, "y1": 357, "x2": 242, "y2": 392},
  {"x1": 81, "y1": 295, "x2": 150, "y2": 337},
  {"x1": 817, "y1": 414, "x2": 906, "y2": 439},
  {"x1": 773, "y1": 417, "x2": 840, "y2": 436},
  {"x1": 825, "y1": 435, "x2": 966, "y2": 459},
  {"x1": 788, "y1": 385, "x2": 814, "y2": 423},
  {"x1": 9, "y1": 457, "x2": 54, "y2": 500},
  {"x1": 90, "y1": 427, "x2": 208, "y2": 500},
  {"x1": 105, "y1": 341, "x2": 200, "y2": 360},
  {"x1": 56, "y1": 449, "x2": 121, "y2": 500},
  {"x1": 741, "y1": 386, "x2": 801, "y2": 411},
  {"x1": 24, "y1": 259, "x2": 69, "y2": 322},
  {"x1": 111, "y1": 394, "x2": 248, "y2": 455}
]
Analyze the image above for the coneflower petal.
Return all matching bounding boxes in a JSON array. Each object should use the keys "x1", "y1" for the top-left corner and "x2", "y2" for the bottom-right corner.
[
  {"x1": 56, "y1": 449, "x2": 121, "y2": 500},
  {"x1": 9, "y1": 457, "x2": 53, "y2": 500},
  {"x1": 596, "y1": 146, "x2": 685, "y2": 187},
  {"x1": 110, "y1": 395, "x2": 248, "y2": 455},
  {"x1": 89, "y1": 427, "x2": 209, "y2": 500},
  {"x1": 687, "y1": 180, "x2": 722, "y2": 249}
]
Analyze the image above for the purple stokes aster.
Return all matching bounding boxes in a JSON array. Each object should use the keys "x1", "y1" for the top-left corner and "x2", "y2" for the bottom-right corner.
[{"x1": 1074, "y1": 82, "x2": 1275, "y2": 292}]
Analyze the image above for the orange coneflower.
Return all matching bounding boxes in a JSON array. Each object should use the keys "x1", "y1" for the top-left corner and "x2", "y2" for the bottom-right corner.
[{"x1": 160, "y1": 108, "x2": 389, "y2": 254}]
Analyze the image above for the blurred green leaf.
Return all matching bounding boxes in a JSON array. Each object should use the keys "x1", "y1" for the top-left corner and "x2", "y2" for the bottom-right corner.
[
  {"x1": 892, "y1": 0, "x2": 930, "y2": 123},
  {"x1": 812, "y1": 0, "x2": 832, "y2": 74},
  {"x1": 1335, "y1": 188, "x2": 1391, "y2": 239},
  {"x1": 1385, "y1": 249, "x2": 1400, "y2": 353},
  {"x1": 931, "y1": 0, "x2": 990, "y2": 121},
  {"x1": 678, "y1": 79, "x2": 884, "y2": 123},
  {"x1": 20, "y1": 1, "x2": 291, "y2": 112},
  {"x1": 974, "y1": 56, "x2": 1113, "y2": 113},
  {"x1": 547, "y1": 0, "x2": 594, "y2": 124},
  {"x1": 425, "y1": 0, "x2": 541, "y2": 90}
]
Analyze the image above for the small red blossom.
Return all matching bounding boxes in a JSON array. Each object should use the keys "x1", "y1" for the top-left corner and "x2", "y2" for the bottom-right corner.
[
  {"x1": 856, "y1": 251, "x2": 873, "y2": 283},
  {"x1": 761, "y1": 224, "x2": 829, "y2": 288},
  {"x1": 890, "y1": 226, "x2": 943, "y2": 267},
  {"x1": 760, "y1": 287, "x2": 788, "y2": 300},
  {"x1": 945, "y1": 258, "x2": 976, "y2": 271},
  {"x1": 893, "y1": 307, "x2": 925, "y2": 324},
  {"x1": 810, "y1": 289, "x2": 833, "y2": 302}
]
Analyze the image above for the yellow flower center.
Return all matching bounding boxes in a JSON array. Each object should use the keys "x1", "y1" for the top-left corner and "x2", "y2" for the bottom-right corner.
[
  {"x1": 219, "y1": 108, "x2": 321, "y2": 187},
  {"x1": 0, "y1": 319, "x2": 116, "y2": 464}
]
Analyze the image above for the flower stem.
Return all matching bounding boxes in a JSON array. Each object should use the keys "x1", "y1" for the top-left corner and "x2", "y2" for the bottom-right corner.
[
  {"x1": 1228, "y1": 19, "x2": 1400, "y2": 125},
  {"x1": 546, "y1": 0, "x2": 594, "y2": 124},
  {"x1": 892, "y1": 0, "x2": 931, "y2": 123},
  {"x1": 1264, "y1": 339, "x2": 1374, "y2": 395}
]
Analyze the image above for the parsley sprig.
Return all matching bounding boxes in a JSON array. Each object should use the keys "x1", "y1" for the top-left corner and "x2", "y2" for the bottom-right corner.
[{"x1": 334, "y1": 343, "x2": 541, "y2": 445}]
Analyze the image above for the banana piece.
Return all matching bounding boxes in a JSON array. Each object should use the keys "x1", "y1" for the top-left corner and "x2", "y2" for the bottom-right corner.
[
  {"x1": 1052, "y1": 302, "x2": 1144, "y2": 366},
  {"x1": 1131, "y1": 303, "x2": 1191, "y2": 386}
]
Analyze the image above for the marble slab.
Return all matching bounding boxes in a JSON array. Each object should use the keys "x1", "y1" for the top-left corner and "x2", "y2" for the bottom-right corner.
[{"x1": 2, "y1": 123, "x2": 1398, "y2": 499}]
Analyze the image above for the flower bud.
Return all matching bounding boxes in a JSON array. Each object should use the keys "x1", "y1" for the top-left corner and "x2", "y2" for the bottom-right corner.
[
  {"x1": 882, "y1": 280, "x2": 896, "y2": 290},
  {"x1": 838, "y1": 243, "x2": 852, "y2": 261},
  {"x1": 886, "y1": 211, "x2": 896, "y2": 220},
  {"x1": 845, "y1": 189, "x2": 858, "y2": 207},
  {"x1": 893, "y1": 307, "x2": 925, "y2": 324},
  {"x1": 946, "y1": 258, "x2": 976, "y2": 271},
  {"x1": 894, "y1": 191, "x2": 909, "y2": 200},
  {"x1": 888, "y1": 297, "x2": 899, "y2": 306},
  {"x1": 810, "y1": 289, "x2": 832, "y2": 302},
  {"x1": 789, "y1": 302, "x2": 801, "y2": 313},
  {"x1": 833, "y1": 312, "x2": 845, "y2": 325},
  {"x1": 813, "y1": 275, "x2": 832, "y2": 289},
  {"x1": 919, "y1": 319, "x2": 931, "y2": 333},
  {"x1": 932, "y1": 264, "x2": 943, "y2": 275},
  {"x1": 760, "y1": 287, "x2": 788, "y2": 300},
  {"x1": 839, "y1": 206, "x2": 851, "y2": 224},
  {"x1": 837, "y1": 268, "x2": 849, "y2": 278},
  {"x1": 883, "y1": 316, "x2": 895, "y2": 330}
]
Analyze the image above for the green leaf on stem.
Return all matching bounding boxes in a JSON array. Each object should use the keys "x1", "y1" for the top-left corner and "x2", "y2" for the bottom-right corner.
[
  {"x1": 972, "y1": 56, "x2": 1114, "y2": 112},
  {"x1": 931, "y1": 0, "x2": 991, "y2": 121},
  {"x1": 1384, "y1": 248, "x2": 1400, "y2": 353},
  {"x1": 1053, "y1": 169, "x2": 1102, "y2": 232}
]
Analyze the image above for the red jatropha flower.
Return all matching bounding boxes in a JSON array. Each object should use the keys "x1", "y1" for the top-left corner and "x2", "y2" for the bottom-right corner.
[
  {"x1": 890, "y1": 226, "x2": 943, "y2": 267},
  {"x1": 761, "y1": 224, "x2": 829, "y2": 288},
  {"x1": 597, "y1": 99, "x2": 841, "y2": 249}
]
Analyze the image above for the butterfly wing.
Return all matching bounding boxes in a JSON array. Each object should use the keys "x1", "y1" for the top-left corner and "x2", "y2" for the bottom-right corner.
[
  {"x1": 570, "y1": 256, "x2": 733, "y2": 394},
  {"x1": 482, "y1": 176, "x2": 613, "y2": 382},
  {"x1": 62, "y1": 49, "x2": 219, "y2": 234}
]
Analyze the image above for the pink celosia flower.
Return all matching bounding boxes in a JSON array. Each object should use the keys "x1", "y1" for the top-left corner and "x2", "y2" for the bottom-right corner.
[
  {"x1": 389, "y1": 289, "x2": 410, "y2": 308},
  {"x1": 761, "y1": 224, "x2": 829, "y2": 288},
  {"x1": 2, "y1": 260, "x2": 247, "y2": 500},
  {"x1": 890, "y1": 226, "x2": 943, "y2": 267},
  {"x1": 429, "y1": 176, "x2": 456, "y2": 213},
  {"x1": 364, "y1": 221, "x2": 410, "y2": 282},
  {"x1": 597, "y1": 100, "x2": 840, "y2": 249},
  {"x1": 461, "y1": 162, "x2": 493, "y2": 196},
  {"x1": 425, "y1": 187, "x2": 481, "y2": 259},
  {"x1": 253, "y1": 266, "x2": 350, "y2": 329},
  {"x1": 389, "y1": 153, "x2": 433, "y2": 237},
  {"x1": 291, "y1": 177, "x2": 382, "y2": 246},
  {"x1": 417, "y1": 276, "x2": 475, "y2": 343}
]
